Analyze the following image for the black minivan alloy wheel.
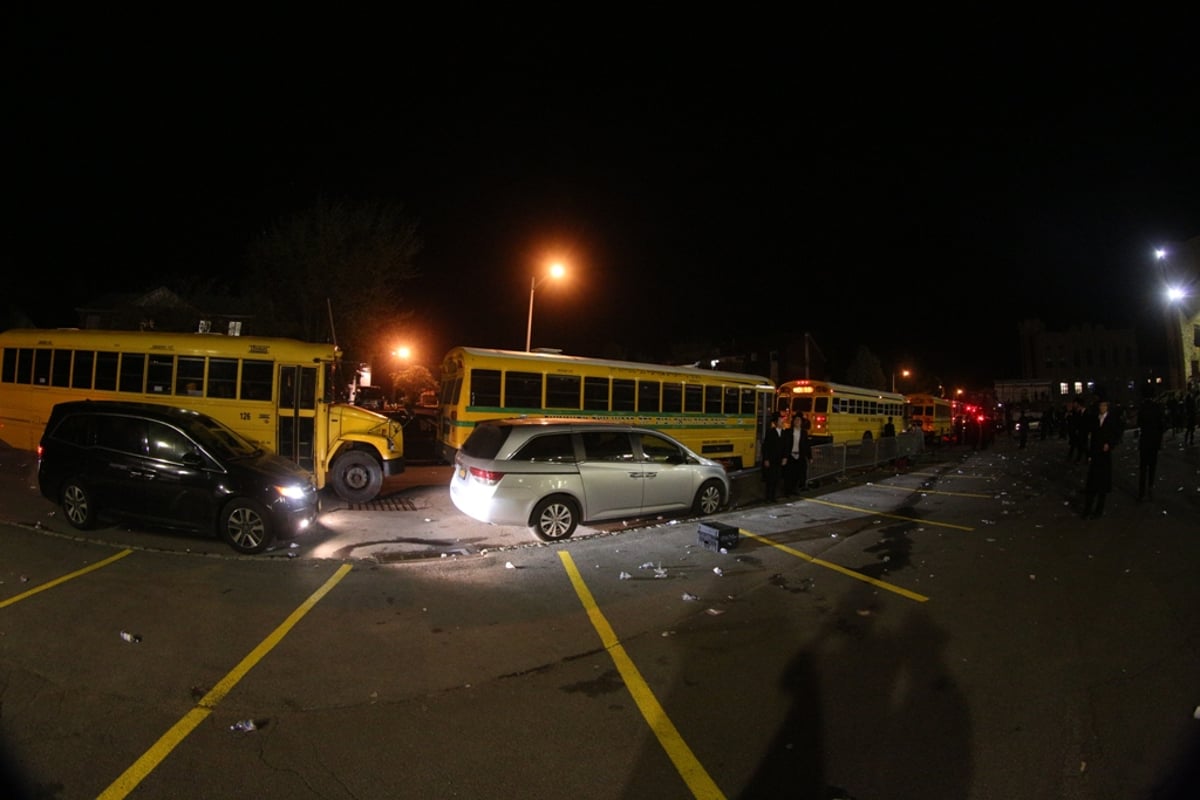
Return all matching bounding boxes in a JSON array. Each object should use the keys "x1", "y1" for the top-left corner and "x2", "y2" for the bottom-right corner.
[
  {"x1": 60, "y1": 478, "x2": 97, "y2": 530},
  {"x1": 221, "y1": 499, "x2": 273, "y2": 555}
]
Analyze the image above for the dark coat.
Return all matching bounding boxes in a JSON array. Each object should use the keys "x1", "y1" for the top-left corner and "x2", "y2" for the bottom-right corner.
[
  {"x1": 1085, "y1": 408, "x2": 1122, "y2": 494},
  {"x1": 1138, "y1": 400, "x2": 1165, "y2": 454}
]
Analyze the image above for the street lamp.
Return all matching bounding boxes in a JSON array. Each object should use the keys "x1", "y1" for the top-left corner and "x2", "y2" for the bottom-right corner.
[
  {"x1": 892, "y1": 368, "x2": 911, "y2": 393},
  {"x1": 526, "y1": 262, "x2": 566, "y2": 351}
]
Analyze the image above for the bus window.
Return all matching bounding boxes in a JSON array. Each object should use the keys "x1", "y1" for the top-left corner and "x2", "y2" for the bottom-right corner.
[
  {"x1": 684, "y1": 384, "x2": 702, "y2": 413},
  {"x1": 176, "y1": 356, "x2": 205, "y2": 396},
  {"x1": 663, "y1": 382, "x2": 682, "y2": 414},
  {"x1": 208, "y1": 357, "x2": 237, "y2": 398},
  {"x1": 638, "y1": 380, "x2": 660, "y2": 413},
  {"x1": 33, "y1": 348, "x2": 51, "y2": 386},
  {"x1": 724, "y1": 386, "x2": 738, "y2": 415},
  {"x1": 741, "y1": 387, "x2": 756, "y2": 414},
  {"x1": 583, "y1": 376, "x2": 608, "y2": 410},
  {"x1": 71, "y1": 351, "x2": 94, "y2": 389},
  {"x1": 612, "y1": 379, "x2": 635, "y2": 411},
  {"x1": 51, "y1": 350, "x2": 72, "y2": 387},
  {"x1": 118, "y1": 353, "x2": 145, "y2": 393},
  {"x1": 147, "y1": 353, "x2": 174, "y2": 394},
  {"x1": 299, "y1": 366, "x2": 317, "y2": 408},
  {"x1": 504, "y1": 371, "x2": 542, "y2": 409},
  {"x1": 241, "y1": 360, "x2": 273, "y2": 401},
  {"x1": 95, "y1": 352, "x2": 118, "y2": 390},
  {"x1": 471, "y1": 369, "x2": 501, "y2": 407},
  {"x1": 705, "y1": 385, "x2": 722, "y2": 413},
  {"x1": 546, "y1": 374, "x2": 581, "y2": 409}
]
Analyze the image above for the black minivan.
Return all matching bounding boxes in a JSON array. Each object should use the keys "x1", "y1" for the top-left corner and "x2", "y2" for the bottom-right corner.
[{"x1": 37, "y1": 400, "x2": 319, "y2": 554}]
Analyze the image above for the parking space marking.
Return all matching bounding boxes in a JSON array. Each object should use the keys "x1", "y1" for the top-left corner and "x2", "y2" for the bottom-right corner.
[
  {"x1": 97, "y1": 562, "x2": 354, "y2": 800},
  {"x1": 739, "y1": 529, "x2": 930, "y2": 603},
  {"x1": 559, "y1": 551, "x2": 726, "y2": 800},
  {"x1": 865, "y1": 482, "x2": 993, "y2": 499},
  {"x1": 0, "y1": 549, "x2": 133, "y2": 609},
  {"x1": 802, "y1": 496, "x2": 976, "y2": 532}
]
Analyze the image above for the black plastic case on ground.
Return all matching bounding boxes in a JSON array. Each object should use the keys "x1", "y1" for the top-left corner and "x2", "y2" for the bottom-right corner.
[{"x1": 698, "y1": 521, "x2": 739, "y2": 552}]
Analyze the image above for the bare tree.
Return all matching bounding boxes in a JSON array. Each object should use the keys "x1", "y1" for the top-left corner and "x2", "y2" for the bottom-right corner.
[
  {"x1": 844, "y1": 345, "x2": 887, "y2": 390},
  {"x1": 242, "y1": 197, "x2": 422, "y2": 369}
]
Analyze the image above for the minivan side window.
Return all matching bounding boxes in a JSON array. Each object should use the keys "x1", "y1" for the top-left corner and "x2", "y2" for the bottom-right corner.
[
  {"x1": 147, "y1": 421, "x2": 200, "y2": 463},
  {"x1": 638, "y1": 433, "x2": 682, "y2": 463},
  {"x1": 512, "y1": 433, "x2": 576, "y2": 463},
  {"x1": 96, "y1": 415, "x2": 148, "y2": 456},
  {"x1": 580, "y1": 431, "x2": 634, "y2": 462}
]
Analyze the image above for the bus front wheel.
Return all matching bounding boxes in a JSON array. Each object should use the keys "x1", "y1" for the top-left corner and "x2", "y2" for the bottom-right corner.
[{"x1": 329, "y1": 451, "x2": 384, "y2": 503}]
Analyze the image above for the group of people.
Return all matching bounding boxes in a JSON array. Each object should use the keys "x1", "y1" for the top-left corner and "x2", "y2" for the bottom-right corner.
[
  {"x1": 1076, "y1": 387, "x2": 1194, "y2": 518},
  {"x1": 760, "y1": 412, "x2": 813, "y2": 502}
]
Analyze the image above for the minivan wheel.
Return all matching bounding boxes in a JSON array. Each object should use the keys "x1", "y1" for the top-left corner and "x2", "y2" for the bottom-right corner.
[
  {"x1": 221, "y1": 499, "x2": 274, "y2": 555},
  {"x1": 530, "y1": 496, "x2": 579, "y2": 542},
  {"x1": 329, "y1": 451, "x2": 383, "y2": 504},
  {"x1": 693, "y1": 480, "x2": 725, "y2": 516},
  {"x1": 60, "y1": 479, "x2": 96, "y2": 530}
]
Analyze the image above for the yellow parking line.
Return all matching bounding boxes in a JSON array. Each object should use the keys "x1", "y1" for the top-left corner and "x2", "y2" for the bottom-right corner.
[
  {"x1": 0, "y1": 549, "x2": 133, "y2": 609},
  {"x1": 97, "y1": 562, "x2": 354, "y2": 800},
  {"x1": 559, "y1": 551, "x2": 726, "y2": 800},
  {"x1": 802, "y1": 496, "x2": 976, "y2": 531},
  {"x1": 865, "y1": 482, "x2": 993, "y2": 499},
  {"x1": 739, "y1": 530, "x2": 930, "y2": 603}
]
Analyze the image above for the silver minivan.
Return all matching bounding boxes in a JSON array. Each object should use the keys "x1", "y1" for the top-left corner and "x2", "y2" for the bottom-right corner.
[{"x1": 449, "y1": 418, "x2": 731, "y2": 541}]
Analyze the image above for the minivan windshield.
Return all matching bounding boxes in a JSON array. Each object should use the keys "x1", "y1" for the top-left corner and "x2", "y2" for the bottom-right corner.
[{"x1": 181, "y1": 415, "x2": 262, "y2": 459}]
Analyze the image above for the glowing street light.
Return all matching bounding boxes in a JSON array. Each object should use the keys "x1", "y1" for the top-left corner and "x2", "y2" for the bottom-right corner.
[
  {"x1": 526, "y1": 262, "x2": 566, "y2": 351},
  {"x1": 393, "y1": 345, "x2": 411, "y2": 361},
  {"x1": 892, "y1": 367, "x2": 911, "y2": 393}
]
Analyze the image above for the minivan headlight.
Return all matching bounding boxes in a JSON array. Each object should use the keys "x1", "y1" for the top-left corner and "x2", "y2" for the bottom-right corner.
[{"x1": 276, "y1": 484, "x2": 308, "y2": 500}]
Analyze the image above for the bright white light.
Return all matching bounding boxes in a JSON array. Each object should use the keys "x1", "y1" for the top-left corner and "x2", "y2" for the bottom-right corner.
[
  {"x1": 1155, "y1": 248, "x2": 1168, "y2": 260},
  {"x1": 1166, "y1": 286, "x2": 1187, "y2": 302}
]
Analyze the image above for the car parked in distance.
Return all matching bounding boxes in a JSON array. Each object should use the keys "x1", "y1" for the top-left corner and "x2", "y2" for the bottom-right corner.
[
  {"x1": 37, "y1": 400, "x2": 319, "y2": 554},
  {"x1": 450, "y1": 418, "x2": 730, "y2": 541}
]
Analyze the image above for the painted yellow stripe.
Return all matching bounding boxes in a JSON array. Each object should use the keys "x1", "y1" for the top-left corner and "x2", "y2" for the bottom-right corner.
[
  {"x1": 0, "y1": 549, "x2": 133, "y2": 608},
  {"x1": 559, "y1": 551, "x2": 726, "y2": 800},
  {"x1": 740, "y1": 529, "x2": 930, "y2": 603},
  {"x1": 866, "y1": 482, "x2": 993, "y2": 499},
  {"x1": 802, "y1": 496, "x2": 976, "y2": 532},
  {"x1": 97, "y1": 562, "x2": 354, "y2": 800}
]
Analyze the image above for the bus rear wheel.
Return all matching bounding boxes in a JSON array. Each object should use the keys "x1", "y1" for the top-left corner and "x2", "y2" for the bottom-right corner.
[{"x1": 329, "y1": 451, "x2": 383, "y2": 503}]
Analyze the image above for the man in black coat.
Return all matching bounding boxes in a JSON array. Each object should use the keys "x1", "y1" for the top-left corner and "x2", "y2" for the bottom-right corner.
[
  {"x1": 781, "y1": 413, "x2": 814, "y2": 496},
  {"x1": 1137, "y1": 396, "x2": 1166, "y2": 500},
  {"x1": 761, "y1": 412, "x2": 786, "y2": 503},
  {"x1": 1082, "y1": 399, "x2": 1122, "y2": 518}
]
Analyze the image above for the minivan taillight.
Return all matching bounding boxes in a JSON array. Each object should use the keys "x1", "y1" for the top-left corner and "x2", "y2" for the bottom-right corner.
[{"x1": 468, "y1": 466, "x2": 503, "y2": 485}]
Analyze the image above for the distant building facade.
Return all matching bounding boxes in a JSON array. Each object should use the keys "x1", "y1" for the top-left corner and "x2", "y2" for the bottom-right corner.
[
  {"x1": 1160, "y1": 236, "x2": 1200, "y2": 394},
  {"x1": 1012, "y1": 319, "x2": 1140, "y2": 408}
]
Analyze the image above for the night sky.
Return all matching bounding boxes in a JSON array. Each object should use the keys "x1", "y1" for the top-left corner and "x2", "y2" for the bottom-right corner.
[{"x1": 9, "y1": 14, "x2": 1199, "y2": 388}]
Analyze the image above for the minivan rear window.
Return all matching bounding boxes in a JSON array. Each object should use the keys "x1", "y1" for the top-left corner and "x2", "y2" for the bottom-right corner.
[
  {"x1": 460, "y1": 422, "x2": 512, "y2": 458},
  {"x1": 512, "y1": 433, "x2": 575, "y2": 463}
]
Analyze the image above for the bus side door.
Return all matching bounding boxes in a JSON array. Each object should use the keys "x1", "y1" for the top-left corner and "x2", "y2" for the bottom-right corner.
[{"x1": 277, "y1": 365, "x2": 317, "y2": 472}]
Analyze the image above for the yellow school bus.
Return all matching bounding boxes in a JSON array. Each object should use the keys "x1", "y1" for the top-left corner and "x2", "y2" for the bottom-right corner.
[
  {"x1": 438, "y1": 346, "x2": 776, "y2": 469},
  {"x1": 0, "y1": 328, "x2": 404, "y2": 502},
  {"x1": 775, "y1": 379, "x2": 907, "y2": 445},
  {"x1": 905, "y1": 392, "x2": 954, "y2": 442}
]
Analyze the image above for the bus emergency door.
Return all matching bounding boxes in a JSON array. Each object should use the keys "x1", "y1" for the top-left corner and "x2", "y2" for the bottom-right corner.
[{"x1": 276, "y1": 364, "x2": 318, "y2": 472}]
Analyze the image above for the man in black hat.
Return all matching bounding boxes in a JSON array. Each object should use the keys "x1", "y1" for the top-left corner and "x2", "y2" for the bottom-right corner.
[{"x1": 761, "y1": 412, "x2": 786, "y2": 503}]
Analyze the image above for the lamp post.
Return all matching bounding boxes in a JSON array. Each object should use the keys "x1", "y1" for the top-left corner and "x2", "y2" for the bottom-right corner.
[
  {"x1": 525, "y1": 262, "x2": 566, "y2": 352},
  {"x1": 892, "y1": 368, "x2": 911, "y2": 393}
]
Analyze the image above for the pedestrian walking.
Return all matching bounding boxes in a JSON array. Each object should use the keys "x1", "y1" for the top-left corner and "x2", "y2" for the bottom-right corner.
[
  {"x1": 1185, "y1": 389, "x2": 1197, "y2": 446},
  {"x1": 1137, "y1": 394, "x2": 1165, "y2": 501},
  {"x1": 1081, "y1": 399, "x2": 1121, "y2": 519},
  {"x1": 761, "y1": 412, "x2": 786, "y2": 503},
  {"x1": 1066, "y1": 400, "x2": 1085, "y2": 462},
  {"x1": 1017, "y1": 411, "x2": 1029, "y2": 449},
  {"x1": 781, "y1": 413, "x2": 813, "y2": 496}
]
